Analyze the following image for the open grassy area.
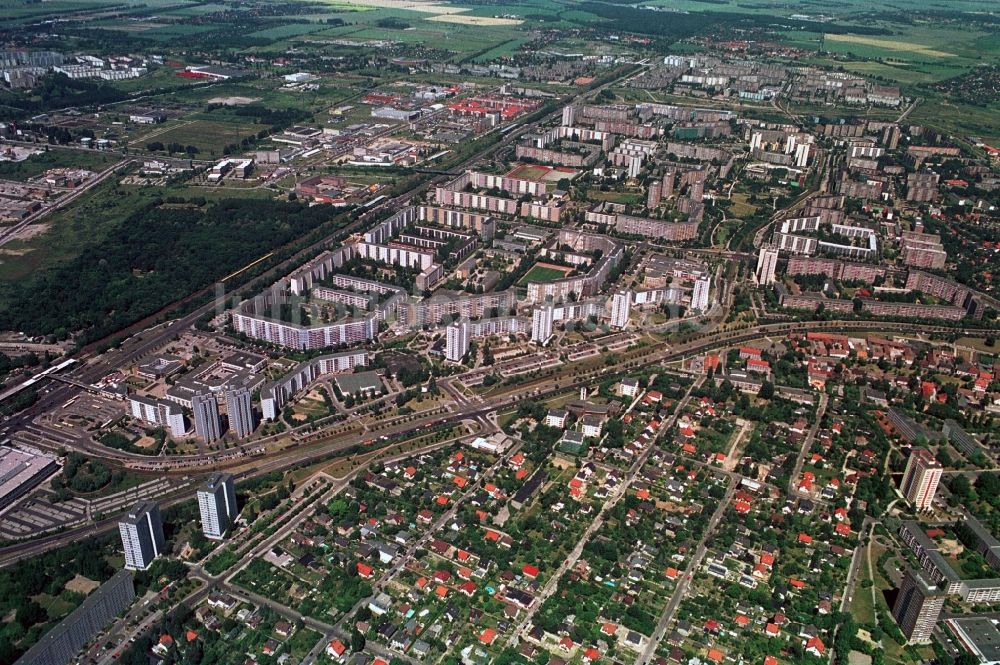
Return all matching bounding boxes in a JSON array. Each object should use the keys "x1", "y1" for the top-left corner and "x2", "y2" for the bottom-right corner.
[
  {"x1": 136, "y1": 118, "x2": 265, "y2": 157},
  {"x1": 0, "y1": 179, "x2": 156, "y2": 283},
  {"x1": 0, "y1": 149, "x2": 118, "y2": 181},
  {"x1": 909, "y1": 94, "x2": 1000, "y2": 143},
  {"x1": 519, "y1": 263, "x2": 572, "y2": 285},
  {"x1": 586, "y1": 188, "x2": 643, "y2": 205}
]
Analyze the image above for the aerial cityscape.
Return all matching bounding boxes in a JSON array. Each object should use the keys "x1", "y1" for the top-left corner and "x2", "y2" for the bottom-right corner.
[{"x1": 0, "y1": 0, "x2": 999, "y2": 664}]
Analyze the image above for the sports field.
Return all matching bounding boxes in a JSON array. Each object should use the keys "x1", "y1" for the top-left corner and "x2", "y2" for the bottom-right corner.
[{"x1": 519, "y1": 263, "x2": 573, "y2": 286}]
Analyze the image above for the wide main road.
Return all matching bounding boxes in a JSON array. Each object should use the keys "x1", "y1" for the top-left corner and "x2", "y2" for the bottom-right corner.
[{"x1": 0, "y1": 316, "x2": 987, "y2": 568}]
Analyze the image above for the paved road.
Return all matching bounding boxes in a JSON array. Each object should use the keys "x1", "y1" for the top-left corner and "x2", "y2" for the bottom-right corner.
[
  {"x1": 507, "y1": 377, "x2": 704, "y2": 648},
  {"x1": 636, "y1": 480, "x2": 738, "y2": 664},
  {"x1": 0, "y1": 319, "x2": 987, "y2": 567},
  {"x1": 839, "y1": 517, "x2": 873, "y2": 614},
  {"x1": 787, "y1": 392, "x2": 830, "y2": 494}
]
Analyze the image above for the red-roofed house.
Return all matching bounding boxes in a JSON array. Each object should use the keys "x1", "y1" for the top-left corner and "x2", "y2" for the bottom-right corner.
[
  {"x1": 326, "y1": 640, "x2": 347, "y2": 659},
  {"x1": 806, "y1": 637, "x2": 825, "y2": 657}
]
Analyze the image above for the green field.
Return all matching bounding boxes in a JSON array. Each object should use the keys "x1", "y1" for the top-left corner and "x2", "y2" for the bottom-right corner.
[
  {"x1": 519, "y1": 263, "x2": 572, "y2": 285},
  {"x1": 0, "y1": 179, "x2": 153, "y2": 283},
  {"x1": 0, "y1": 149, "x2": 117, "y2": 182},
  {"x1": 137, "y1": 118, "x2": 265, "y2": 156}
]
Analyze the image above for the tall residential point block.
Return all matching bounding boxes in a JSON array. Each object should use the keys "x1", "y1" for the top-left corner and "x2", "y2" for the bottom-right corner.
[
  {"x1": 892, "y1": 568, "x2": 945, "y2": 643},
  {"x1": 691, "y1": 277, "x2": 711, "y2": 312},
  {"x1": 119, "y1": 501, "x2": 165, "y2": 571},
  {"x1": 756, "y1": 245, "x2": 779, "y2": 285},
  {"x1": 198, "y1": 472, "x2": 238, "y2": 540},
  {"x1": 445, "y1": 320, "x2": 470, "y2": 362},
  {"x1": 610, "y1": 290, "x2": 632, "y2": 329},
  {"x1": 531, "y1": 305, "x2": 554, "y2": 345},
  {"x1": 901, "y1": 447, "x2": 943, "y2": 511},
  {"x1": 226, "y1": 387, "x2": 255, "y2": 439},
  {"x1": 561, "y1": 105, "x2": 575, "y2": 127},
  {"x1": 192, "y1": 393, "x2": 222, "y2": 443}
]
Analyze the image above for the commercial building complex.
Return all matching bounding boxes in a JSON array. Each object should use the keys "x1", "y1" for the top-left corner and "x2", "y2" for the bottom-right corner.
[{"x1": 0, "y1": 445, "x2": 58, "y2": 511}]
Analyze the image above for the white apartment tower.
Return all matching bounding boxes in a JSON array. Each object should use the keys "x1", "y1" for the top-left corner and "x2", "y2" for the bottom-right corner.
[
  {"x1": 198, "y1": 473, "x2": 238, "y2": 540},
  {"x1": 610, "y1": 290, "x2": 632, "y2": 329},
  {"x1": 445, "y1": 320, "x2": 470, "y2": 362},
  {"x1": 901, "y1": 447, "x2": 943, "y2": 511},
  {"x1": 691, "y1": 277, "x2": 711, "y2": 312},
  {"x1": 192, "y1": 393, "x2": 221, "y2": 443},
  {"x1": 756, "y1": 245, "x2": 779, "y2": 285},
  {"x1": 119, "y1": 501, "x2": 165, "y2": 571},
  {"x1": 562, "y1": 105, "x2": 576, "y2": 127},
  {"x1": 531, "y1": 305, "x2": 555, "y2": 345},
  {"x1": 226, "y1": 388, "x2": 255, "y2": 439}
]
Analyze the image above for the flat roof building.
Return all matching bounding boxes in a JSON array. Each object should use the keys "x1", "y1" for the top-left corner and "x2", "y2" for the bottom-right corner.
[
  {"x1": 901, "y1": 447, "x2": 942, "y2": 511},
  {"x1": 119, "y1": 501, "x2": 165, "y2": 571},
  {"x1": 198, "y1": 473, "x2": 238, "y2": 540},
  {"x1": 892, "y1": 568, "x2": 945, "y2": 644},
  {"x1": 14, "y1": 570, "x2": 135, "y2": 665},
  {"x1": 946, "y1": 617, "x2": 1000, "y2": 665},
  {"x1": 0, "y1": 445, "x2": 58, "y2": 511}
]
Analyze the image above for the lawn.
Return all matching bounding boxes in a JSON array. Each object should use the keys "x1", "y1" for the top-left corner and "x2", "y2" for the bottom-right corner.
[
  {"x1": 728, "y1": 192, "x2": 759, "y2": 219},
  {"x1": 586, "y1": 188, "x2": 643, "y2": 205},
  {"x1": 519, "y1": 263, "x2": 572, "y2": 285}
]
